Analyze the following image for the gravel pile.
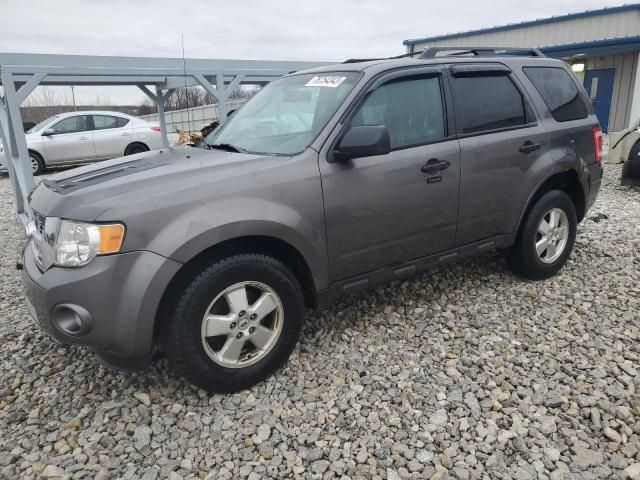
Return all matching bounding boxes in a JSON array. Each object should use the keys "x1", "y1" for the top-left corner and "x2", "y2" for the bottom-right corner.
[{"x1": 0, "y1": 164, "x2": 639, "y2": 480}]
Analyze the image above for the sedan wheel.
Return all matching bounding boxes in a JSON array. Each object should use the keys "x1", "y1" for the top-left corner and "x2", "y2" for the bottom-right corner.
[{"x1": 30, "y1": 155, "x2": 43, "y2": 175}]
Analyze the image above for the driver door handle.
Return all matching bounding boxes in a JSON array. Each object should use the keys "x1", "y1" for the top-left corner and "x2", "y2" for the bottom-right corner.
[
  {"x1": 421, "y1": 159, "x2": 450, "y2": 174},
  {"x1": 78, "y1": 136, "x2": 90, "y2": 141},
  {"x1": 519, "y1": 141, "x2": 541, "y2": 154}
]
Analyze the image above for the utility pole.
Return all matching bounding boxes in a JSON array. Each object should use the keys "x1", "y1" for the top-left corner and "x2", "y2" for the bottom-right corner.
[{"x1": 70, "y1": 86, "x2": 77, "y2": 111}]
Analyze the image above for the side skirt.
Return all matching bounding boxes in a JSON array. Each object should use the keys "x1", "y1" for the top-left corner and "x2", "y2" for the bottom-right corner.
[{"x1": 316, "y1": 233, "x2": 517, "y2": 307}]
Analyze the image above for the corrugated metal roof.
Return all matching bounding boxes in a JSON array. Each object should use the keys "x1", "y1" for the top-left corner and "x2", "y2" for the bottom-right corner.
[
  {"x1": 540, "y1": 35, "x2": 640, "y2": 57},
  {"x1": 403, "y1": 3, "x2": 640, "y2": 46}
]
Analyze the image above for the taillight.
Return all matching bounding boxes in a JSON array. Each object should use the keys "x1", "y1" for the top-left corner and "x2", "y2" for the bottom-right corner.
[
  {"x1": 592, "y1": 126, "x2": 603, "y2": 162},
  {"x1": 150, "y1": 126, "x2": 161, "y2": 132}
]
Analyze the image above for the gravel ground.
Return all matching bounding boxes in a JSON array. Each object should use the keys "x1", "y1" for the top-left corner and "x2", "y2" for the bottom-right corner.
[{"x1": 0, "y1": 164, "x2": 639, "y2": 480}]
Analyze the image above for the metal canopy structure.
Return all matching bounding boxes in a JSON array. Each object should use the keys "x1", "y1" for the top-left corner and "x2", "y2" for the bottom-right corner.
[{"x1": 0, "y1": 52, "x2": 329, "y2": 223}]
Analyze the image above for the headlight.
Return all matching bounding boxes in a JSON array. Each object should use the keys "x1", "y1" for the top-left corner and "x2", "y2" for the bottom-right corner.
[{"x1": 53, "y1": 219, "x2": 125, "y2": 267}]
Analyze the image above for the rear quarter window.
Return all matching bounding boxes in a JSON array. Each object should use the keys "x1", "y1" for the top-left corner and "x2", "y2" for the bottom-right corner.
[
  {"x1": 451, "y1": 74, "x2": 531, "y2": 134},
  {"x1": 523, "y1": 67, "x2": 589, "y2": 122},
  {"x1": 116, "y1": 117, "x2": 130, "y2": 127}
]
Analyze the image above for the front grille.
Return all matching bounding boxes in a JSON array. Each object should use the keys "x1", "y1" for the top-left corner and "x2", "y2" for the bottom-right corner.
[{"x1": 32, "y1": 210, "x2": 46, "y2": 235}]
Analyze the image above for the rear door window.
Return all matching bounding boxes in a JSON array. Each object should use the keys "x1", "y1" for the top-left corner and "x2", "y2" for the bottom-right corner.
[
  {"x1": 92, "y1": 115, "x2": 120, "y2": 130},
  {"x1": 523, "y1": 67, "x2": 589, "y2": 122},
  {"x1": 351, "y1": 76, "x2": 445, "y2": 149},
  {"x1": 451, "y1": 74, "x2": 529, "y2": 134}
]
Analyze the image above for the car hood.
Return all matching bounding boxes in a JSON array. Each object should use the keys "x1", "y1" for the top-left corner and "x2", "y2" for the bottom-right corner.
[{"x1": 29, "y1": 146, "x2": 288, "y2": 220}]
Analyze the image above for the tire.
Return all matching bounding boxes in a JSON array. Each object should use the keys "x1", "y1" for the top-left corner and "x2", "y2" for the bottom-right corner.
[
  {"x1": 508, "y1": 190, "x2": 577, "y2": 280},
  {"x1": 162, "y1": 253, "x2": 305, "y2": 393},
  {"x1": 30, "y1": 152, "x2": 44, "y2": 175},
  {"x1": 124, "y1": 143, "x2": 149, "y2": 155}
]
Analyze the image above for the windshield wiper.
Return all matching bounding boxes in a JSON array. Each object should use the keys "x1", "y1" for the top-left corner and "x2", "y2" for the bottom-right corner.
[{"x1": 207, "y1": 142, "x2": 246, "y2": 153}]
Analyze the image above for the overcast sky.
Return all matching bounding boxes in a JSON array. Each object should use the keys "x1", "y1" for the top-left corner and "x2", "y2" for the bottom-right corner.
[{"x1": 0, "y1": 0, "x2": 627, "y2": 105}]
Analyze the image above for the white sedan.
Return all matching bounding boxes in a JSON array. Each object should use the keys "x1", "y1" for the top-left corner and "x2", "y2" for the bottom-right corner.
[{"x1": 0, "y1": 111, "x2": 164, "y2": 174}]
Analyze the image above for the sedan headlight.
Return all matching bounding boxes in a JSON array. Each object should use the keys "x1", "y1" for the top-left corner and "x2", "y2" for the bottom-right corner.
[{"x1": 53, "y1": 219, "x2": 125, "y2": 267}]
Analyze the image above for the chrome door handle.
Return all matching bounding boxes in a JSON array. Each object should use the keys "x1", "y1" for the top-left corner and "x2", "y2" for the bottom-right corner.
[
  {"x1": 120, "y1": 132, "x2": 129, "y2": 136},
  {"x1": 78, "y1": 136, "x2": 89, "y2": 141}
]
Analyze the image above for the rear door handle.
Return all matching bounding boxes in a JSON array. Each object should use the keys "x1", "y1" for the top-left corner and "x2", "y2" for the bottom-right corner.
[
  {"x1": 421, "y1": 159, "x2": 450, "y2": 174},
  {"x1": 519, "y1": 141, "x2": 541, "y2": 154},
  {"x1": 78, "y1": 136, "x2": 89, "y2": 141}
]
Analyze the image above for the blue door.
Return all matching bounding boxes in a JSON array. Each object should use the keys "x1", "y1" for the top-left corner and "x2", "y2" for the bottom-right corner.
[{"x1": 583, "y1": 68, "x2": 615, "y2": 132}]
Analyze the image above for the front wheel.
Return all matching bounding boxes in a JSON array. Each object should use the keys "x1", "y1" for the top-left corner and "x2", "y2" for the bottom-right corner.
[
  {"x1": 30, "y1": 153, "x2": 44, "y2": 175},
  {"x1": 508, "y1": 190, "x2": 577, "y2": 280},
  {"x1": 162, "y1": 254, "x2": 305, "y2": 393}
]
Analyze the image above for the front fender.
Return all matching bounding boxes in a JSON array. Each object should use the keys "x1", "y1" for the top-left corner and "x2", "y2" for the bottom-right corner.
[{"x1": 136, "y1": 197, "x2": 328, "y2": 291}]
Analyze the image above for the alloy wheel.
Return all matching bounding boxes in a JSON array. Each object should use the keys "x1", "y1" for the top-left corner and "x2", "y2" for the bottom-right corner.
[
  {"x1": 200, "y1": 281, "x2": 283, "y2": 368},
  {"x1": 535, "y1": 208, "x2": 569, "y2": 264}
]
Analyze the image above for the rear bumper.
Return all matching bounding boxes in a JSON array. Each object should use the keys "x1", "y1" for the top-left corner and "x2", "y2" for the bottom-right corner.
[
  {"x1": 587, "y1": 162, "x2": 603, "y2": 210},
  {"x1": 22, "y1": 245, "x2": 181, "y2": 368}
]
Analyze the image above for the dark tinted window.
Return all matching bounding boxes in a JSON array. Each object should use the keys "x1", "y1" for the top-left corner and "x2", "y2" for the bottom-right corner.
[
  {"x1": 51, "y1": 115, "x2": 89, "y2": 134},
  {"x1": 116, "y1": 117, "x2": 130, "y2": 128},
  {"x1": 523, "y1": 67, "x2": 588, "y2": 122},
  {"x1": 452, "y1": 75, "x2": 528, "y2": 134},
  {"x1": 92, "y1": 115, "x2": 120, "y2": 130},
  {"x1": 351, "y1": 76, "x2": 445, "y2": 149}
]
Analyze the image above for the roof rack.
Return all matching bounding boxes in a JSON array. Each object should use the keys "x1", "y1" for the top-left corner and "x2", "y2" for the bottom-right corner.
[
  {"x1": 420, "y1": 46, "x2": 545, "y2": 58},
  {"x1": 343, "y1": 52, "x2": 417, "y2": 64}
]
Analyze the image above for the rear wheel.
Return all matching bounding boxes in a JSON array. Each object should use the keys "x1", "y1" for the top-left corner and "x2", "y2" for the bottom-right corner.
[
  {"x1": 124, "y1": 143, "x2": 149, "y2": 155},
  {"x1": 508, "y1": 190, "x2": 577, "y2": 280},
  {"x1": 162, "y1": 253, "x2": 305, "y2": 393}
]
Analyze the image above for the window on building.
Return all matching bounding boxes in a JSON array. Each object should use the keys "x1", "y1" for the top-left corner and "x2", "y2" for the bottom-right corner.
[
  {"x1": 523, "y1": 67, "x2": 589, "y2": 122},
  {"x1": 452, "y1": 75, "x2": 529, "y2": 134},
  {"x1": 351, "y1": 76, "x2": 445, "y2": 149}
]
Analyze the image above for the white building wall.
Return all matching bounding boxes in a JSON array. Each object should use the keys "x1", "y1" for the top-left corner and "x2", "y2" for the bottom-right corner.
[
  {"x1": 408, "y1": 10, "x2": 640, "y2": 51},
  {"x1": 627, "y1": 53, "x2": 640, "y2": 128}
]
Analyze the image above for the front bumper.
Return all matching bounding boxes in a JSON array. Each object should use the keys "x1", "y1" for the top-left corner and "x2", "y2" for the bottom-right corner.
[{"x1": 22, "y1": 245, "x2": 181, "y2": 369}]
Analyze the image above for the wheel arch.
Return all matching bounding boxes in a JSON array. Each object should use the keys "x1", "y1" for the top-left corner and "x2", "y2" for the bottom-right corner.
[
  {"x1": 153, "y1": 235, "x2": 318, "y2": 340},
  {"x1": 28, "y1": 148, "x2": 44, "y2": 164},
  {"x1": 124, "y1": 141, "x2": 149, "y2": 155},
  {"x1": 517, "y1": 168, "x2": 587, "y2": 233}
]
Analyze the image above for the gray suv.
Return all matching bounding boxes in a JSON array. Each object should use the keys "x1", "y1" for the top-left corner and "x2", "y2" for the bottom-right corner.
[{"x1": 21, "y1": 47, "x2": 603, "y2": 392}]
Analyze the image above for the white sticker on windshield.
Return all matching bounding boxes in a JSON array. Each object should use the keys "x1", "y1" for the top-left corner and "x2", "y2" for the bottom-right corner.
[{"x1": 305, "y1": 75, "x2": 347, "y2": 88}]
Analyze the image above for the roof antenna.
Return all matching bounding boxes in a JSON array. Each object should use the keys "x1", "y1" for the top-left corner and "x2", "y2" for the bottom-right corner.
[{"x1": 181, "y1": 34, "x2": 193, "y2": 141}]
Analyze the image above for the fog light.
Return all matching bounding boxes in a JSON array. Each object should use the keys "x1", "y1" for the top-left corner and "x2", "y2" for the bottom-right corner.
[{"x1": 51, "y1": 303, "x2": 93, "y2": 336}]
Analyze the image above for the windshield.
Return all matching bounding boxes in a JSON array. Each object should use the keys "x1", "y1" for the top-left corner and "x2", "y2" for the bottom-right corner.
[
  {"x1": 27, "y1": 115, "x2": 60, "y2": 134},
  {"x1": 204, "y1": 72, "x2": 361, "y2": 155}
]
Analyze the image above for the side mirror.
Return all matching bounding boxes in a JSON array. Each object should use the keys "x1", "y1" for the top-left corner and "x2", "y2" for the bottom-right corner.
[
  {"x1": 332, "y1": 125, "x2": 391, "y2": 162},
  {"x1": 42, "y1": 128, "x2": 55, "y2": 136}
]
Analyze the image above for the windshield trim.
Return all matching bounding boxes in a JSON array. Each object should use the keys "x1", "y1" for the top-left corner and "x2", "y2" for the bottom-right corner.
[{"x1": 204, "y1": 71, "x2": 364, "y2": 157}]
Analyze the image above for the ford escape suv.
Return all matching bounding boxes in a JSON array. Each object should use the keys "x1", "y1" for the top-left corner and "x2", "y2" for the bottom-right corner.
[{"x1": 21, "y1": 47, "x2": 603, "y2": 392}]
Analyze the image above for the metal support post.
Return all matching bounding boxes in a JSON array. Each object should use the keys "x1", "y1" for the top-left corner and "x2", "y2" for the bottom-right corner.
[
  {"x1": 1, "y1": 72, "x2": 40, "y2": 216},
  {"x1": 193, "y1": 74, "x2": 243, "y2": 121},
  {"x1": 138, "y1": 85, "x2": 175, "y2": 148}
]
